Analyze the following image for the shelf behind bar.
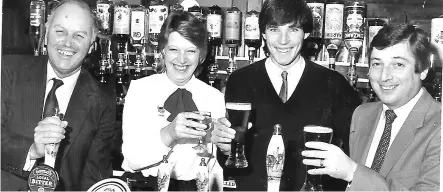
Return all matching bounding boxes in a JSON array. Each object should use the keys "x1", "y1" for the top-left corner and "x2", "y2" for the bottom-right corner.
[{"x1": 214, "y1": 56, "x2": 369, "y2": 68}]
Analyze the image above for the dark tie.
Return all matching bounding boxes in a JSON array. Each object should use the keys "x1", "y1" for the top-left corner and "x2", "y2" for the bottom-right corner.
[
  {"x1": 279, "y1": 71, "x2": 288, "y2": 103},
  {"x1": 43, "y1": 78, "x2": 64, "y2": 118},
  {"x1": 371, "y1": 109, "x2": 397, "y2": 172},
  {"x1": 164, "y1": 88, "x2": 198, "y2": 122}
]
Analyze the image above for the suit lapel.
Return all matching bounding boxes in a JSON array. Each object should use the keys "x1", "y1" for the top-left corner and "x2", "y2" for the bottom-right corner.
[
  {"x1": 60, "y1": 68, "x2": 94, "y2": 159},
  {"x1": 22, "y1": 56, "x2": 48, "y2": 136},
  {"x1": 379, "y1": 90, "x2": 432, "y2": 177},
  {"x1": 354, "y1": 103, "x2": 382, "y2": 164}
]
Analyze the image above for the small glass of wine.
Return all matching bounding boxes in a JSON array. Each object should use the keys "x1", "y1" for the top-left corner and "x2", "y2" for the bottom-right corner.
[{"x1": 192, "y1": 111, "x2": 212, "y2": 153}]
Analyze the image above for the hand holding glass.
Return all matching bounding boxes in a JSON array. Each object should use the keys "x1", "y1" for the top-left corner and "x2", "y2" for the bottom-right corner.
[
  {"x1": 225, "y1": 102, "x2": 251, "y2": 168},
  {"x1": 300, "y1": 125, "x2": 333, "y2": 191}
]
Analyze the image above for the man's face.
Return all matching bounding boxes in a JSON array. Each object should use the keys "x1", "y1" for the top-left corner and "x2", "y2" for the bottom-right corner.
[
  {"x1": 46, "y1": 3, "x2": 94, "y2": 78},
  {"x1": 369, "y1": 42, "x2": 428, "y2": 109},
  {"x1": 263, "y1": 22, "x2": 309, "y2": 69}
]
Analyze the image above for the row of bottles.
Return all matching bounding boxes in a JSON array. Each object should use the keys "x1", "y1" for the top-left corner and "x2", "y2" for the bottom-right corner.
[
  {"x1": 303, "y1": 0, "x2": 368, "y2": 89},
  {"x1": 91, "y1": 0, "x2": 261, "y2": 120}
]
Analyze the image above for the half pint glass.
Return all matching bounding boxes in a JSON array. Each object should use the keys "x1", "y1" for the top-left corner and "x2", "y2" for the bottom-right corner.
[
  {"x1": 225, "y1": 102, "x2": 251, "y2": 168},
  {"x1": 301, "y1": 125, "x2": 333, "y2": 191}
]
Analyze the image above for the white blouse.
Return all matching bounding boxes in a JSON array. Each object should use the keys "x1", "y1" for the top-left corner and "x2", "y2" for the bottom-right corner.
[{"x1": 121, "y1": 73, "x2": 225, "y2": 189}]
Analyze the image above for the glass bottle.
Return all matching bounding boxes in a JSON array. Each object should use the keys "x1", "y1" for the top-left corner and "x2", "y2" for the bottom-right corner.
[
  {"x1": 97, "y1": 0, "x2": 113, "y2": 36},
  {"x1": 148, "y1": 0, "x2": 168, "y2": 48},
  {"x1": 344, "y1": 0, "x2": 366, "y2": 88},
  {"x1": 324, "y1": 0, "x2": 344, "y2": 70},
  {"x1": 266, "y1": 124, "x2": 285, "y2": 191},
  {"x1": 188, "y1": 5, "x2": 203, "y2": 21},
  {"x1": 305, "y1": 0, "x2": 325, "y2": 61},
  {"x1": 225, "y1": 6, "x2": 242, "y2": 74},
  {"x1": 41, "y1": 0, "x2": 60, "y2": 55},
  {"x1": 245, "y1": 10, "x2": 261, "y2": 64},
  {"x1": 207, "y1": 5, "x2": 223, "y2": 47},
  {"x1": 113, "y1": 0, "x2": 131, "y2": 69},
  {"x1": 169, "y1": 3, "x2": 184, "y2": 13},
  {"x1": 29, "y1": 0, "x2": 46, "y2": 56},
  {"x1": 130, "y1": 4, "x2": 148, "y2": 52}
]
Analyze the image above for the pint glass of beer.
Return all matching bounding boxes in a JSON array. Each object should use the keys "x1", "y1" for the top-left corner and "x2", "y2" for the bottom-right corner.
[
  {"x1": 300, "y1": 125, "x2": 333, "y2": 191},
  {"x1": 225, "y1": 102, "x2": 251, "y2": 168}
]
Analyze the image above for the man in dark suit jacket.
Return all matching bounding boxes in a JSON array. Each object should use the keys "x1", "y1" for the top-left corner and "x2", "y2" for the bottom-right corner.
[
  {"x1": 1, "y1": 0, "x2": 116, "y2": 190},
  {"x1": 301, "y1": 24, "x2": 440, "y2": 191},
  {"x1": 211, "y1": 0, "x2": 361, "y2": 190}
]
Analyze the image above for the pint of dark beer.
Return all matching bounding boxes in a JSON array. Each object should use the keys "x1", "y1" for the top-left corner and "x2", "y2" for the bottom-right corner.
[
  {"x1": 300, "y1": 125, "x2": 333, "y2": 191},
  {"x1": 225, "y1": 102, "x2": 251, "y2": 168}
]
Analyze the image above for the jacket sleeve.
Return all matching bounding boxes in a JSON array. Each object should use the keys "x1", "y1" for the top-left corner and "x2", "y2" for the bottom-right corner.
[
  {"x1": 79, "y1": 91, "x2": 116, "y2": 190},
  {"x1": 1, "y1": 58, "x2": 35, "y2": 178},
  {"x1": 330, "y1": 73, "x2": 361, "y2": 155}
]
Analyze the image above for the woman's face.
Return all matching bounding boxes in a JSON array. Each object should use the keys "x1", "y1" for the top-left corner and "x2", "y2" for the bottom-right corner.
[{"x1": 164, "y1": 31, "x2": 201, "y2": 86}]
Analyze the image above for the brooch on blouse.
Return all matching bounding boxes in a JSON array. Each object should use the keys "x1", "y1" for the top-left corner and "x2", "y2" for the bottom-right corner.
[{"x1": 158, "y1": 106, "x2": 166, "y2": 117}]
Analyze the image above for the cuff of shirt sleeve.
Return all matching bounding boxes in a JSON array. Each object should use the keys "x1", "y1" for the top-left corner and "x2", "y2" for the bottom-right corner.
[{"x1": 23, "y1": 146, "x2": 36, "y2": 171}]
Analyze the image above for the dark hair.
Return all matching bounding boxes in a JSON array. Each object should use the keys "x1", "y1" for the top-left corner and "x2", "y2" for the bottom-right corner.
[
  {"x1": 369, "y1": 24, "x2": 431, "y2": 73},
  {"x1": 259, "y1": 0, "x2": 313, "y2": 34},
  {"x1": 46, "y1": 0, "x2": 99, "y2": 41},
  {"x1": 157, "y1": 11, "x2": 208, "y2": 72}
]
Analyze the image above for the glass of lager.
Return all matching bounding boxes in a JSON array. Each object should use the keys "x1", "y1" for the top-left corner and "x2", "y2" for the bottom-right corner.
[
  {"x1": 225, "y1": 102, "x2": 251, "y2": 168},
  {"x1": 300, "y1": 125, "x2": 333, "y2": 191}
]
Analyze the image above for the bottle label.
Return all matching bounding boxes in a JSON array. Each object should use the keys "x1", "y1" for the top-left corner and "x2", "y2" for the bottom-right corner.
[
  {"x1": 225, "y1": 12, "x2": 241, "y2": 41},
  {"x1": 266, "y1": 136, "x2": 285, "y2": 181},
  {"x1": 97, "y1": 3, "x2": 111, "y2": 31},
  {"x1": 344, "y1": 6, "x2": 365, "y2": 40},
  {"x1": 368, "y1": 25, "x2": 383, "y2": 46},
  {"x1": 207, "y1": 14, "x2": 222, "y2": 38},
  {"x1": 324, "y1": 4, "x2": 344, "y2": 39},
  {"x1": 149, "y1": 5, "x2": 168, "y2": 34},
  {"x1": 307, "y1": 3, "x2": 324, "y2": 38},
  {"x1": 113, "y1": 6, "x2": 130, "y2": 35},
  {"x1": 131, "y1": 11, "x2": 146, "y2": 41},
  {"x1": 431, "y1": 17, "x2": 443, "y2": 45},
  {"x1": 245, "y1": 14, "x2": 260, "y2": 40},
  {"x1": 30, "y1": 8, "x2": 44, "y2": 27}
]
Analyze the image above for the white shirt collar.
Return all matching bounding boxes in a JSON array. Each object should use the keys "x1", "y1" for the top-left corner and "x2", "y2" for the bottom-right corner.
[
  {"x1": 46, "y1": 62, "x2": 81, "y2": 86},
  {"x1": 265, "y1": 57, "x2": 306, "y2": 98},
  {"x1": 382, "y1": 88, "x2": 424, "y2": 118}
]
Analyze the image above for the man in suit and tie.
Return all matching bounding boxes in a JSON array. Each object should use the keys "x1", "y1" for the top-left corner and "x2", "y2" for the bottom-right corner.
[
  {"x1": 1, "y1": 0, "x2": 116, "y2": 190},
  {"x1": 211, "y1": 0, "x2": 361, "y2": 190},
  {"x1": 301, "y1": 24, "x2": 440, "y2": 191}
]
